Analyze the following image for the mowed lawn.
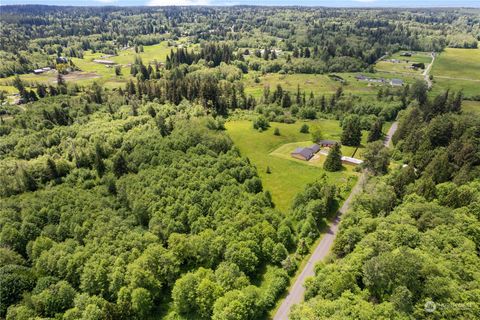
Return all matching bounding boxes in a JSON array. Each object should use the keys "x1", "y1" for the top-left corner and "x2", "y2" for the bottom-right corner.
[{"x1": 226, "y1": 120, "x2": 360, "y2": 212}]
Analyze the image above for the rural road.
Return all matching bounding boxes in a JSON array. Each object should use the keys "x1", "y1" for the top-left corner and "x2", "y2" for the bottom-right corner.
[
  {"x1": 273, "y1": 122, "x2": 398, "y2": 320},
  {"x1": 423, "y1": 52, "x2": 435, "y2": 89}
]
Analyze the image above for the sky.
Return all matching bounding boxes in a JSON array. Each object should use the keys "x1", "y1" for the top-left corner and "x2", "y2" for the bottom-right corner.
[{"x1": 1, "y1": 0, "x2": 479, "y2": 7}]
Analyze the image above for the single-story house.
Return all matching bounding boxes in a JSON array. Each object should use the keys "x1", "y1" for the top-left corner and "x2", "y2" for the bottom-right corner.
[
  {"x1": 291, "y1": 147, "x2": 314, "y2": 161},
  {"x1": 318, "y1": 140, "x2": 337, "y2": 147},
  {"x1": 93, "y1": 59, "x2": 116, "y2": 65},
  {"x1": 390, "y1": 79, "x2": 404, "y2": 87},
  {"x1": 309, "y1": 144, "x2": 321, "y2": 153}
]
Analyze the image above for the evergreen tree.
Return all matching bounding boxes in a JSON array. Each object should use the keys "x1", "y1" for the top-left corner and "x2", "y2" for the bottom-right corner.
[
  {"x1": 324, "y1": 143, "x2": 342, "y2": 172},
  {"x1": 341, "y1": 115, "x2": 362, "y2": 146},
  {"x1": 367, "y1": 118, "x2": 384, "y2": 143}
]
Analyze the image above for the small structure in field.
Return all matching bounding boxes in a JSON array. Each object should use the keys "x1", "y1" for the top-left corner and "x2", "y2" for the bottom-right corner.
[
  {"x1": 341, "y1": 156, "x2": 363, "y2": 165},
  {"x1": 400, "y1": 52, "x2": 413, "y2": 57},
  {"x1": 93, "y1": 59, "x2": 116, "y2": 65},
  {"x1": 390, "y1": 78, "x2": 404, "y2": 87},
  {"x1": 56, "y1": 57, "x2": 68, "y2": 64},
  {"x1": 317, "y1": 140, "x2": 337, "y2": 147}
]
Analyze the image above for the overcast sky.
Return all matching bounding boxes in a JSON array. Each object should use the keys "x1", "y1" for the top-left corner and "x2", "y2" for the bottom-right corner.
[{"x1": 1, "y1": 0, "x2": 479, "y2": 7}]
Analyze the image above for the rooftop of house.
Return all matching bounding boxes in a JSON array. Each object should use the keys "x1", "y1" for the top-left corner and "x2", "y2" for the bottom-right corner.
[{"x1": 292, "y1": 147, "x2": 314, "y2": 159}]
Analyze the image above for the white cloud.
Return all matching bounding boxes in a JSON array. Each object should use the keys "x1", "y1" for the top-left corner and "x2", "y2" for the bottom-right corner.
[{"x1": 147, "y1": 0, "x2": 210, "y2": 5}]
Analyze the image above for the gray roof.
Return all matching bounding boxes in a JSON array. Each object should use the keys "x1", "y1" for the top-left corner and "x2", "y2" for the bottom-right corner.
[
  {"x1": 309, "y1": 144, "x2": 320, "y2": 153},
  {"x1": 292, "y1": 147, "x2": 314, "y2": 159},
  {"x1": 318, "y1": 139, "x2": 337, "y2": 146},
  {"x1": 391, "y1": 78, "x2": 404, "y2": 85}
]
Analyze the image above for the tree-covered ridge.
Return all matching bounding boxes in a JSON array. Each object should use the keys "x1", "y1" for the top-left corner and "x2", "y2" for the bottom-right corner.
[{"x1": 290, "y1": 92, "x2": 480, "y2": 319}]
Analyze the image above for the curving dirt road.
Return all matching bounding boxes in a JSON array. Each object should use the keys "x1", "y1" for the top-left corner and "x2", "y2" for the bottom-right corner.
[{"x1": 273, "y1": 122, "x2": 398, "y2": 320}]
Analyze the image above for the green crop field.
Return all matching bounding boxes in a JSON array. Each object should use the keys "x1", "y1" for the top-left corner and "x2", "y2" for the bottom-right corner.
[
  {"x1": 432, "y1": 48, "x2": 480, "y2": 80},
  {"x1": 226, "y1": 119, "x2": 361, "y2": 212}
]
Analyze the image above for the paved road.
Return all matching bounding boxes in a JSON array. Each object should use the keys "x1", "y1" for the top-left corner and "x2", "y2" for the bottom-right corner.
[
  {"x1": 423, "y1": 52, "x2": 435, "y2": 89},
  {"x1": 273, "y1": 122, "x2": 398, "y2": 320},
  {"x1": 384, "y1": 121, "x2": 398, "y2": 148}
]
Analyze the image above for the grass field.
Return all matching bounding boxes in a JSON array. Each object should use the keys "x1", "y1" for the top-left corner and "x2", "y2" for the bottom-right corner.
[
  {"x1": 430, "y1": 48, "x2": 480, "y2": 98},
  {"x1": 432, "y1": 48, "x2": 480, "y2": 80},
  {"x1": 243, "y1": 72, "x2": 419, "y2": 99},
  {"x1": 226, "y1": 119, "x2": 361, "y2": 212},
  {"x1": 0, "y1": 40, "x2": 193, "y2": 91},
  {"x1": 462, "y1": 100, "x2": 480, "y2": 115},
  {"x1": 376, "y1": 51, "x2": 432, "y2": 76}
]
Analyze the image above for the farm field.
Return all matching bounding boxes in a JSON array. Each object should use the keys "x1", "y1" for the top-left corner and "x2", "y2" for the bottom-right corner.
[
  {"x1": 243, "y1": 72, "x2": 419, "y2": 99},
  {"x1": 432, "y1": 48, "x2": 480, "y2": 80},
  {"x1": 0, "y1": 40, "x2": 192, "y2": 90},
  {"x1": 429, "y1": 48, "x2": 480, "y2": 97},
  {"x1": 375, "y1": 51, "x2": 432, "y2": 76},
  {"x1": 225, "y1": 119, "x2": 362, "y2": 212}
]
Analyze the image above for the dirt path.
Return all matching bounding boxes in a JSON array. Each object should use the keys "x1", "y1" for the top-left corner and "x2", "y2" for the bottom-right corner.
[
  {"x1": 423, "y1": 52, "x2": 435, "y2": 89},
  {"x1": 273, "y1": 122, "x2": 398, "y2": 320}
]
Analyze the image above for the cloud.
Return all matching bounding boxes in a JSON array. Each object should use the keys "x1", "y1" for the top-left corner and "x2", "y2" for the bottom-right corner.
[{"x1": 147, "y1": 0, "x2": 210, "y2": 5}]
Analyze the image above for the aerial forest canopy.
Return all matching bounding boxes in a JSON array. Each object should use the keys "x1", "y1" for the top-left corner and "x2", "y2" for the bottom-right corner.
[{"x1": 0, "y1": 4, "x2": 479, "y2": 320}]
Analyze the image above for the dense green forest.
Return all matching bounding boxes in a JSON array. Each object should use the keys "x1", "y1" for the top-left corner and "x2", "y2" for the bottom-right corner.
[
  {"x1": 291, "y1": 92, "x2": 480, "y2": 319},
  {"x1": 0, "y1": 4, "x2": 479, "y2": 320}
]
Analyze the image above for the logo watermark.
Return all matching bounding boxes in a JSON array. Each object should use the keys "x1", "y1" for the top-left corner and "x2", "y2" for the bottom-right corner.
[{"x1": 424, "y1": 300, "x2": 475, "y2": 313}]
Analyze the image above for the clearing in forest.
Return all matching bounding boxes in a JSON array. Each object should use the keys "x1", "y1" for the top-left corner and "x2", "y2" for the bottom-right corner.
[{"x1": 226, "y1": 119, "x2": 360, "y2": 212}]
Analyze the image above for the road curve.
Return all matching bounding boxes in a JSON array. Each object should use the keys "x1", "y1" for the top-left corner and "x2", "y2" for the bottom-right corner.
[{"x1": 273, "y1": 122, "x2": 398, "y2": 320}]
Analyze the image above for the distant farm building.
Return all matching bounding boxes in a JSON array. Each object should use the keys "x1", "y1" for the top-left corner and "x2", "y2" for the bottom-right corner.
[
  {"x1": 291, "y1": 144, "x2": 321, "y2": 161},
  {"x1": 33, "y1": 67, "x2": 52, "y2": 74},
  {"x1": 355, "y1": 74, "x2": 386, "y2": 84},
  {"x1": 93, "y1": 59, "x2": 116, "y2": 65},
  {"x1": 390, "y1": 79, "x2": 404, "y2": 87},
  {"x1": 317, "y1": 140, "x2": 337, "y2": 147},
  {"x1": 56, "y1": 57, "x2": 68, "y2": 64},
  {"x1": 400, "y1": 52, "x2": 413, "y2": 57}
]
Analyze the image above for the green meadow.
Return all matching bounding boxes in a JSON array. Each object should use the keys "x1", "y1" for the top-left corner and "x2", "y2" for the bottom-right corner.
[
  {"x1": 225, "y1": 119, "x2": 362, "y2": 212},
  {"x1": 242, "y1": 72, "x2": 418, "y2": 99},
  {"x1": 0, "y1": 40, "x2": 193, "y2": 90},
  {"x1": 432, "y1": 48, "x2": 480, "y2": 80}
]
